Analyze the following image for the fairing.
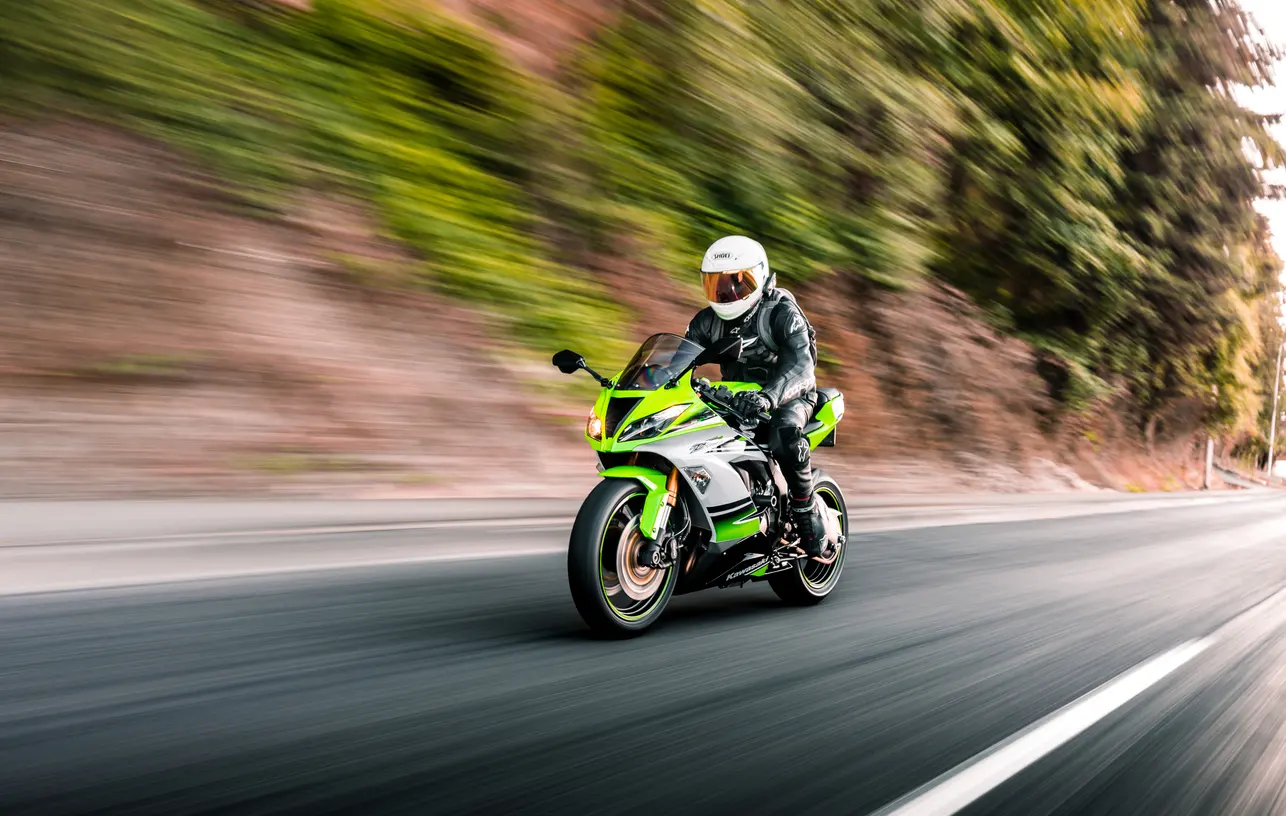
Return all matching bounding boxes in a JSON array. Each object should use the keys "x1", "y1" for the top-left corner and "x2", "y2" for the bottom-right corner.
[{"x1": 584, "y1": 335, "x2": 843, "y2": 545}]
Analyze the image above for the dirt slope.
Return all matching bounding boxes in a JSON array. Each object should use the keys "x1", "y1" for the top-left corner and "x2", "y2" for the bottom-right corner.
[
  {"x1": 0, "y1": 120, "x2": 1215, "y2": 498},
  {"x1": 0, "y1": 120, "x2": 597, "y2": 497}
]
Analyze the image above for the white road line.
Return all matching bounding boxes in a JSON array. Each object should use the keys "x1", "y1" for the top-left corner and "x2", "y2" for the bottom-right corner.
[
  {"x1": 868, "y1": 637, "x2": 1214, "y2": 816},
  {"x1": 0, "y1": 545, "x2": 568, "y2": 596},
  {"x1": 3, "y1": 517, "x2": 578, "y2": 550},
  {"x1": 7, "y1": 491, "x2": 1258, "y2": 549}
]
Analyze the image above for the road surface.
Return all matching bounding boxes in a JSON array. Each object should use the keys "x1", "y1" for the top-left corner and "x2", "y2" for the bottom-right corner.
[{"x1": 3, "y1": 491, "x2": 1286, "y2": 814}]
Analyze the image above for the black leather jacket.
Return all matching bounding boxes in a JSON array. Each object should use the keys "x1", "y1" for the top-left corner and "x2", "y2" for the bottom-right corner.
[{"x1": 684, "y1": 286, "x2": 816, "y2": 408}]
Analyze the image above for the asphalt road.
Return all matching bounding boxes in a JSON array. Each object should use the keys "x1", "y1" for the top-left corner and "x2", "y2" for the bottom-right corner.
[{"x1": 5, "y1": 493, "x2": 1286, "y2": 815}]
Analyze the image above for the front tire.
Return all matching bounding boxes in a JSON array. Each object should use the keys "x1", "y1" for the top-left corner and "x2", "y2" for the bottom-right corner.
[
  {"x1": 769, "y1": 471, "x2": 847, "y2": 605},
  {"x1": 568, "y1": 479, "x2": 677, "y2": 637}
]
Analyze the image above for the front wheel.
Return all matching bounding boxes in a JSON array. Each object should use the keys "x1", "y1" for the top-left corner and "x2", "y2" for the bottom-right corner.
[
  {"x1": 769, "y1": 471, "x2": 847, "y2": 605},
  {"x1": 568, "y1": 479, "x2": 677, "y2": 637}
]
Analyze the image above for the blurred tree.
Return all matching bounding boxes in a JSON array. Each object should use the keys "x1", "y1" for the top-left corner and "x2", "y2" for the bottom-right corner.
[
  {"x1": 577, "y1": 0, "x2": 953, "y2": 287},
  {"x1": 2, "y1": 0, "x2": 1282, "y2": 434},
  {"x1": 1109, "y1": 0, "x2": 1284, "y2": 433},
  {"x1": 931, "y1": 0, "x2": 1151, "y2": 408}
]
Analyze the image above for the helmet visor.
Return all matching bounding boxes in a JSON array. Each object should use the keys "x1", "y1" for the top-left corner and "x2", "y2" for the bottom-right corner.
[{"x1": 702, "y1": 268, "x2": 759, "y2": 304}]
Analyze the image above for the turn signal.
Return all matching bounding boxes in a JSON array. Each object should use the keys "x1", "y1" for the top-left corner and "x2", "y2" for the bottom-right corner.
[
  {"x1": 682, "y1": 466, "x2": 712, "y2": 494},
  {"x1": 586, "y1": 410, "x2": 604, "y2": 441}
]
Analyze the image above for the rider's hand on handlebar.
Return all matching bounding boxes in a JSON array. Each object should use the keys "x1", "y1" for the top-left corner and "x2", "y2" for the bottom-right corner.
[{"x1": 733, "y1": 390, "x2": 772, "y2": 422}]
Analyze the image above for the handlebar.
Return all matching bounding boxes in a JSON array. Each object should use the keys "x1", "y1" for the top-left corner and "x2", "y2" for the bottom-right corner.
[{"x1": 693, "y1": 378, "x2": 772, "y2": 429}]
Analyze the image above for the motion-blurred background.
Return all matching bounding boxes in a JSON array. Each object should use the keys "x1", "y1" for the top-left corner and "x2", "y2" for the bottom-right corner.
[{"x1": 2, "y1": 0, "x2": 1284, "y2": 499}]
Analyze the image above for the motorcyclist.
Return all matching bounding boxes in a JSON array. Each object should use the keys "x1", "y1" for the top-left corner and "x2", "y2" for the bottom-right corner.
[{"x1": 685, "y1": 235, "x2": 830, "y2": 557}]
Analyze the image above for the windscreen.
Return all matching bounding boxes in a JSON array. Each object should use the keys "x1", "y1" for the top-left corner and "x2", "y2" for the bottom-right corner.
[{"x1": 615, "y1": 333, "x2": 704, "y2": 391}]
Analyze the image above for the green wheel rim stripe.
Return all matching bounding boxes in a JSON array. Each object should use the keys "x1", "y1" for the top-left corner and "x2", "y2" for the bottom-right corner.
[
  {"x1": 598, "y1": 491, "x2": 675, "y2": 621},
  {"x1": 802, "y1": 485, "x2": 845, "y2": 590}
]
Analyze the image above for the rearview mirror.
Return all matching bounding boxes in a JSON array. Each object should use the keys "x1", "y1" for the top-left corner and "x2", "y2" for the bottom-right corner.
[
  {"x1": 552, "y1": 349, "x2": 585, "y2": 375},
  {"x1": 697, "y1": 336, "x2": 743, "y2": 365}
]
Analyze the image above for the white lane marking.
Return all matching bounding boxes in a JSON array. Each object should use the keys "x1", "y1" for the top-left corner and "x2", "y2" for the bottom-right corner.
[
  {"x1": 0, "y1": 545, "x2": 568, "y2": 596},
  {"x1": 3, "y1": 517, "x2": 577, "y2": 550},
  {"x1": 8, "y1": 491, "x2": 1259, "y2": 549},
  {"x1": 868, "y1": 638, "x2": 1214, "y2": 816}
]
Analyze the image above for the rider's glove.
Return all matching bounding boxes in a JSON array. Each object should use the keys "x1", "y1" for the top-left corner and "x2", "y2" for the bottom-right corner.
[{"x1": 735, "y1": 390, "x2": 773, "y2": 419}]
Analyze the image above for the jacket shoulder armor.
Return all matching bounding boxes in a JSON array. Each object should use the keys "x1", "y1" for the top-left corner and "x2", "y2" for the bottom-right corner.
[{"x1": 686, "y1": 307, "x2": 721, "y2": 344}]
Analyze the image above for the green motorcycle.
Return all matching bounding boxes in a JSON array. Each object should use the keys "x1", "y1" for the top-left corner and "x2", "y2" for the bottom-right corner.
[{"x1": 552, "y1": 333, "x2": 848, "y2": 636}]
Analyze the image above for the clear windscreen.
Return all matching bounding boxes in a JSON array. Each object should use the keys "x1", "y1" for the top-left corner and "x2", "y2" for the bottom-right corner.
[{"x1": 615, "y1": 333, "x2": 704, "y2": 391}]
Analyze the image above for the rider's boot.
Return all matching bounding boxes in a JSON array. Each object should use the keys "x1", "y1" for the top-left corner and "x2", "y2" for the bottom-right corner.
[{"x1": 791, "y1": 495, "x2": 828, "y2": 558}]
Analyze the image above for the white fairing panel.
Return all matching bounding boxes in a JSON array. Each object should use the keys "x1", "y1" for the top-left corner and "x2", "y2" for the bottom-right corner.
[{"x1": 636, "y1": 423, "x2": 767, "y2": 531}]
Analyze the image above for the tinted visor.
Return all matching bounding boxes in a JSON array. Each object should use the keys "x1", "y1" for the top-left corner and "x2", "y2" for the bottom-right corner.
[{"x1": 702, "y1": 268, "x2": 759, "y2": 304}]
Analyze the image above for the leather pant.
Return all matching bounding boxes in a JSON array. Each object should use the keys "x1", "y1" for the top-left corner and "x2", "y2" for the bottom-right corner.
[{"x1": 766, "y1": 392, "x2": 817, "y2": 504}]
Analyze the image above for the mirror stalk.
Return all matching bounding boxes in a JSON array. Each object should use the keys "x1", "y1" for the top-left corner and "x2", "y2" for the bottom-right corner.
[{"x1": 582, "y1": 365, "x2": 612, "y2": 387}]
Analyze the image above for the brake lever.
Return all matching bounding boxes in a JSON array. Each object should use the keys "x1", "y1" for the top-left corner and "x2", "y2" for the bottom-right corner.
[{"x1": 694, "y1": 380, "x2": 767, "y2": 430}]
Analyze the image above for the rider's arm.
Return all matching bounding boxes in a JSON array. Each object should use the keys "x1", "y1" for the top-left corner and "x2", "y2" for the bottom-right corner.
[
  {"x1": 686, "y1": 307, "x2": 732, "y2": 382},
  {"x1": 760, "y1": 300, "x2": 815, "y2": 408},
  {"x1": 684, "y1": 309, "x2": 715, "y2": 347}
]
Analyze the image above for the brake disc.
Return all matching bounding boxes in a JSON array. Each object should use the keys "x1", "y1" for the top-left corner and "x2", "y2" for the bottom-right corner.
[{"x1": 616, "y1": 518, "x2": 665, "y2": 601}]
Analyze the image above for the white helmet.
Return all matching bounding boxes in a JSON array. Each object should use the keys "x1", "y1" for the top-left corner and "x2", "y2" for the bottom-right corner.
[{"x1": 700, "y1": 235, "x2": 769, "y2": 320}]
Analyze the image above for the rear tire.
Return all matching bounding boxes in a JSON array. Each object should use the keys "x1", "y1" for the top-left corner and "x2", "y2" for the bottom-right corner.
[
  {"x1": 568, "y1": 479, "x2": 677, "y2": 637},
  {"x1": 769, "y1": 471, "x2": 847, "y2": 606}
]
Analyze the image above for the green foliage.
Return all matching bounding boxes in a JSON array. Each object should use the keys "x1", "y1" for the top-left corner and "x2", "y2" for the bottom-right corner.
[
  {"x1": 576, "y1": 0, "x2": 951, "y2": 287},
  {"x1": 1107, "y1": 0, "x2": 1284, "y2": 432},
  {"x1": 67, "y1": 354, "x2": 202, "y2": 383},
  {"x1": 2, "y1": 0, "x2": 1282, "y2": 435},
  {"x1": 934, "y1": 0, "x2": 1151, "y2": 364},
  {"x1": 0, "y1": 0, "x2": 625, "y2": 356}
]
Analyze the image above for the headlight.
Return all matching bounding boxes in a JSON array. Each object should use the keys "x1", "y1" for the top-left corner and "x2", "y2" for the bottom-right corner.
[
  {"x1": 586, "y1": 410, "x2": 604, "y2": 441},
  {"x1": 617, "y1": 404, "x2": 689, "y2": 442},
  {"x1": 668, "y1": 406, "x2": 717, "y2": 434}
]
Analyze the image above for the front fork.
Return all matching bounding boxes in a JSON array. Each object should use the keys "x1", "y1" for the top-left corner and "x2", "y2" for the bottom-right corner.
[
  {"x1": 597, "y1": 464, "x2": 683, "y2": 566},
  {"x1": 640, "y1": 468, "x2": 680, "y2": 568},
  {"x1": 649, "y1": 467, "x2": 679, "y2": 540}
]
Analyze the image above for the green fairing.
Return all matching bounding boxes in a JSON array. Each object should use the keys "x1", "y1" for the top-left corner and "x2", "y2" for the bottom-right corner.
[
  {"x1": 585, "y1": 373, "x2": 758, "y2": 453},
  {"x1": 807, "y1": 393, "x2": 844, "y2": 450},
  {"x1": 593, "y1": 370, "x2": 840, "y2": 542},
  {"x1": 598, "y1": 465, "x2": 670, "y2": 540},
  {"x1": 713, "y1": 512, "x2": 760, "y2": 542}
]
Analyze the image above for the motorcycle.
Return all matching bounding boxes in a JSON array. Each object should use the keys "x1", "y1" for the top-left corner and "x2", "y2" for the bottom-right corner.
[{"x1": 551, "y1": 332, "x2": 848, "y2": 636}]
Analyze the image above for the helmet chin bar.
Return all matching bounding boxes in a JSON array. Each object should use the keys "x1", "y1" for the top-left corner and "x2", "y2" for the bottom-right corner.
[{"x1": 710, "y1": 286, "x2": 764, "y2": 320}]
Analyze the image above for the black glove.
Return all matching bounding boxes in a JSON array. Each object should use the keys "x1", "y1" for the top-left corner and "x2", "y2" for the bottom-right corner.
[{"x1": 734, "y1": 390, "x2": 773, "y2": 419}]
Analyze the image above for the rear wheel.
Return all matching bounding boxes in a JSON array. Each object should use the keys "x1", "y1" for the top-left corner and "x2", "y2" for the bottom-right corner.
[
  {"x1": 769, "y1": 472, "x2": 847, "y2": 605},
  {"x1": 568, "y1": 479, "x2": 677, "y2": 637}
]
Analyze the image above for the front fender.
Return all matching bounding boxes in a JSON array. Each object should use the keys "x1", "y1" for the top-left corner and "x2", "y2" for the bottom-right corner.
[{"x1": 599, "y1": 465, "x2": 670, "y2": 540}]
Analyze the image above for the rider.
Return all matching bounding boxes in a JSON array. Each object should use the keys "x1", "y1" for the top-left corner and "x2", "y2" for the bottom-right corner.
[{"x1": 685, "y1": 235, "x2": 829, "y2": 557}]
